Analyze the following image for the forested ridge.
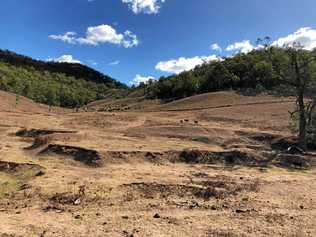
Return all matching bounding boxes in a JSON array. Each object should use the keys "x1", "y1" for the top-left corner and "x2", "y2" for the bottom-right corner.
[
  {"x1": 144, "y1": 47, "x2": 316, "y2": 100},
  {"x1": 0, "y1": 49, "x2": 127, "y2": 107}
]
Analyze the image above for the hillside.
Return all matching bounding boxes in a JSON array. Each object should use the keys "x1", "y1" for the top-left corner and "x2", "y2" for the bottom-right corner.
[
  {"x1": 0, "y1": 90, "x2": 48, "y2": 113},
  {"x1": 0, "y1": 49, "x2": 125, "y2": 87},
  {"x1": 87, "y1": 91, "x2": 294, "y2": 113},
  {"x1": 0, "y1": 49, "x2": 128, "y2": 108},
  {"x1": 143, "y1": 47, "x2": 316, "y2": 101}
]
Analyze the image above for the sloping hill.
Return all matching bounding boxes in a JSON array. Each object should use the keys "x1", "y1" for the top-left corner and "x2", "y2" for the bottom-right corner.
[
  {"x1": 0, "y1": 49, "x2": 129, "y2": 108},
  {"x1": 87, "y1": 96, "x2": 161, "y2": 112},
  {"x1": 87, "y1": 91, "x2": 294, "y2": 112},
  {"x1": 0, "y1": 90, "x2": 48, "y2": 113},
  {"x1": 157, "y1": 91, "x2": 294, "y2": 111},
  {"x1": 0, "y1": 49, "x2": 125, "y2": 87}
]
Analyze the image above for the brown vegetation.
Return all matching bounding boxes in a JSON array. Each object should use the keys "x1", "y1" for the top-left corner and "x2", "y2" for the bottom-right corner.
[{"x1": 0, "y1": 91, "x2": 315, "y2": 237}]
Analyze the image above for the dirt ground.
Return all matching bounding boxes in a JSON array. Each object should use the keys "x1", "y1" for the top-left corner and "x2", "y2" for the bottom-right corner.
[{"x1": 0, "y1": 91, "x2": 315, "y2": 237}]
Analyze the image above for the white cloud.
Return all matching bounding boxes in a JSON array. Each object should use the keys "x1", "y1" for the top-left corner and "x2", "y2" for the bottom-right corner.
[
  {"x1": 210, "y1": 43, "x2": 222, "y2": 52},
  {"x1": 226, "y1": 40, "x2": 254, "y2": 54},
  {"x1": 224, "y1": 27, "x2": 316, "y2": 55},
  {"x1": 108, "y1": 60, "x2": 120, "y2": 66},
  {"x1": 131, "y1": 74, "x2": 155, "y2": 85},
  {"x1": 155, "y1": 55, "x2": 219, "y2": 74},
  {"x1": 49, "y1": 24, "x2": 139, "y2": 48},
  {"x1": 122, "y1": 0, "x2": 165, "y2": 14},
  {"x1": 272, "y1": 27, "x2": 316, "y2": 50},
  {"x1": 49, "y1": 32, "x2": 77, "y2": 44},
  {"x1": 121, "y1": 30, "x2": 139, "y2": 48},
  {"x1": 47, "y1": 55, "x2": 81, "y2": 64}
]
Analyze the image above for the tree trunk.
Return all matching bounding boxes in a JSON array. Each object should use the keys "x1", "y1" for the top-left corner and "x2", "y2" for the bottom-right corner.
[
  {"x1": 293, "y1": 51, "x2": 307, "y2": 151},
  {"x1": 297, "y1": 89, "x2": 307, "y2": 150}
]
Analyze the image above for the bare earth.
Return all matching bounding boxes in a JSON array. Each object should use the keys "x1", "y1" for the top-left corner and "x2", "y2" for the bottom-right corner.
[{"x1": 0, "y1": 91, "x2": 315, "y2": 237}]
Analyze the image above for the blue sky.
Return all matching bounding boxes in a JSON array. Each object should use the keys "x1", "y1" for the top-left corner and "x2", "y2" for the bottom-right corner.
[{"x1": 1, "y1": 0, "x2": 316, "y2": 85}]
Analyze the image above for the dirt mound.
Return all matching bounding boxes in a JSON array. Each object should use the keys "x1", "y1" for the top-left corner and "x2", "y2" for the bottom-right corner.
[
  {"x1": 273, "y1": 154, "x2": 313, "y2": 169},
  {"x1": 103, "y1": 151, "x2": 169, "y2": 164},
  {"x1": 177, "y1": 150, "x2": 263, "y2": 166},
  {"x1": 237, "y1": 131, "x2": 280, "y2": 142},
  {"x1": 16, "y1": 128, "x2": 77, "y2": 138},
  {"x1": 24, "y1": 136, "x2": 51, "y2": 150},
  {"x1": 177, "y1": 149, "x2": 316, "y2": 170},
  {"x1": 48, "y1": 192, "x2": 82, "y2": 206},
  {"x1": 101, "y1": 149, "x2": 315, "y2": 170},
  {"x1": 102, "y1": 150, "x2": 261, "y2": 166},
  {"x1": 123, "y1": 177, "x2": 259, "y2": 201},
  {"x1": 39, "y1": 145, "x2": 102, "y2": 167},
  {"x1": 0, "y1": 161, "x2": 44, "y2": 176},
  {"x1": 15, "y1": 128, "x2": 101, "y2": 167}
]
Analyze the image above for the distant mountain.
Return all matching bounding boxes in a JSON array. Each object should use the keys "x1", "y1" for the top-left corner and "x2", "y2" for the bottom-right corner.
[{"x1": 0, "y1": 49, "x2": 128, "y2": 108}]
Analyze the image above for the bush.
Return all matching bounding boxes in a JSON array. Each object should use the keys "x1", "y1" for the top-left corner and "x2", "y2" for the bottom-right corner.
[
  {"x1": 290, "y1": 99, "x2": 316, "y2": 149},
  {"x1": 307, "y1": 105, "x2": 316, "y2": 147}
]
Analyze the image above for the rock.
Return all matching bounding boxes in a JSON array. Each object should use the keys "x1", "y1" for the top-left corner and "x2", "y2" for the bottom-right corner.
[
  {"x1": 74, "y1": 215, "x2": 82, "y2": 220},
  {"x1": 275, "y1": 154, "x2": 310, "y2": 169},
  {"x1": 235, "y1": 209, "x2": 248, "y2": 214},
  {"x1": 74, "y1": 198, "x2": 81, "y2": 205},
  {"x1": 271, "y1": 137, "x2": 298, "y2": 151},
  {"x1": 287, "y1": 146, "x2": 304, "y2": 154},
  {"x1": 35, "y1": 170, "x2": 45, "y2": 176},
  {"x1": 153, "y1": 213, "x2": 161, "y2": 218}
]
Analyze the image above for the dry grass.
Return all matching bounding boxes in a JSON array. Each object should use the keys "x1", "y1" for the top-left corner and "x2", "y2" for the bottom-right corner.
[{"x1": 0, "y1": 91, "x2": 315, "y2": 237}]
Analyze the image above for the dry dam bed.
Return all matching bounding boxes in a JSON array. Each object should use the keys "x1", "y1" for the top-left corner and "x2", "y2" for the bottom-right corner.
[{"x1": 0, "y1": 94, "x2": 315, "y2": 237}]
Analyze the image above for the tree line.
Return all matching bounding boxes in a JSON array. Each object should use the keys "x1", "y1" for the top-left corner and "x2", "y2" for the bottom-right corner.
[{"x1": 144, "y1": 47, "x2": 301, "y2": 100}]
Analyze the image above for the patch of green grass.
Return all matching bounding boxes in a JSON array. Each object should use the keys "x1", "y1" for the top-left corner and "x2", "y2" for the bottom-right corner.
[
  {"x1": 0, "y1": 173, "x2": 19, "y2": 198},
  {"x1": 14, "y1": 166, "x2": 43, "y2": 180},
  {"x1": 73, "y1": 219, "x2": 82, "y2": 226},
  {"x1": 0, "y1": 164, "x2": 44, "y2": 198}
]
